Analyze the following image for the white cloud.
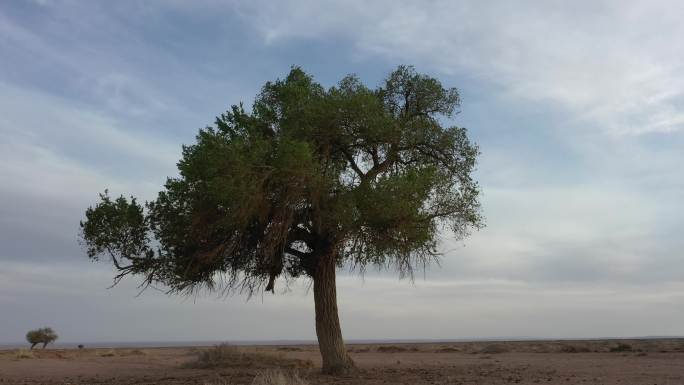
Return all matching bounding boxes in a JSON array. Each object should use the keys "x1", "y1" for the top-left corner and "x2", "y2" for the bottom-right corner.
[
  {"x1": 0, "y1": 8, "x2": 196, "y2": 125},
  {"x1": 233, "y1": 0, "x2": 684, "y2": 135},
  {"x1": 0, "y1": 83, "x2": 180, "y2": 262},
  {"x1": 0, "y1": 82, "x2": 180, "y2": 181}
]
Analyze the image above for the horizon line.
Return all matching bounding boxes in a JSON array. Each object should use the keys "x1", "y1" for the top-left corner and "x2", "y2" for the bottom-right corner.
[{"x1": 2, "y1": 335, "x2": 683, "y2": 348}]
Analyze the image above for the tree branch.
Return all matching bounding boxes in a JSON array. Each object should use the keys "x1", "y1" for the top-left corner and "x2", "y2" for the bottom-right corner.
[
  {"x1": 285, "y1": 246, "x2": 312, "y2": 260},
  {"x1": 340, "y1": 148, "x2": 364, "y2": 178}
]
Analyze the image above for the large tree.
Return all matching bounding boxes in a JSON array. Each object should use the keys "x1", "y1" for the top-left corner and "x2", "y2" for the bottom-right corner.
[{"x1": 80, "y1": 66, "x2": 482, "y2": 374}]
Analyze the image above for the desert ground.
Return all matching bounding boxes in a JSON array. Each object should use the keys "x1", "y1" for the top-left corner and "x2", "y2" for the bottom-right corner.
[{"x1": 0, "y1": 339, "x2": 683, "y2": 385}]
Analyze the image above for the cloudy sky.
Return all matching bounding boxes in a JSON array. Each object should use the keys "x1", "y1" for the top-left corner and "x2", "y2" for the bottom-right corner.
[{"x1": 1, "y1": 0, "x2": 683, "y2": 344}]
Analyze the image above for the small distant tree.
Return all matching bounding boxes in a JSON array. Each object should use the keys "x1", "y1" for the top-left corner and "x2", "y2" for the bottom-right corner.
[
  {"x1": 26, "y1": 327, "x2": 58, "y2": 349},
  {"x1": 80, "y1": 66, "x2": 482, "y2": 374}
]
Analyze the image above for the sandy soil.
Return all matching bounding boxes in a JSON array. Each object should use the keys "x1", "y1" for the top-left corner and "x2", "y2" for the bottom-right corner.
[{"x1": 0, "y1": 339, "x2": 683, "y2": 384}]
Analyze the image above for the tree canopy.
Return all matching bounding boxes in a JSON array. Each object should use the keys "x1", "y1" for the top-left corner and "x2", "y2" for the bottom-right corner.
[
  {"x1": 80, "y1": 65, "x2": 482, "y2": 373},
  {"x1": 81, "y1": 65, "x2": 481, "y2": 294},
  {"x1": 26, "y1": 327, "x2": 58, "y2": 349}
]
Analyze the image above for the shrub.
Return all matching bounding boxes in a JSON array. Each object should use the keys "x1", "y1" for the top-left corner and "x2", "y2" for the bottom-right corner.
[
  {"x1": 435, "y1": 346, "x2": 460, "y2": 353},
  {"x1": 190, "y1": 344, "x2": 241, "y2": 368},
  {"x1": 376, "y1": 346, "x2": 407, "y2": 353},
  {"x1": 479, "y1": 344, "x2": 510, "y2": 354},
  {"x1": 184, "y1": 344, "x2": 313, "y2": 370},
  {"x1": 78, "y1": 344, "x2": 84, "y2": 349},
  {"x1": 26, "y1": 327, "x2": 58, "y2": 349},
  {"x1": 610, "y1": 343, "x2": 633, "y2": 352},
  {"x1": 559, "y1": 345, "x2": 591, "y2": 353}
]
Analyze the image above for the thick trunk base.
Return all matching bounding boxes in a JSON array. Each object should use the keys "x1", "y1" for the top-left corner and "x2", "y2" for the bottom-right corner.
[
  {"x1": 313, "y1": 254, "x2": 358, "y2": 375},
  {"x1": 321, "y1": 354, "x2": 358, "y2": 375}
]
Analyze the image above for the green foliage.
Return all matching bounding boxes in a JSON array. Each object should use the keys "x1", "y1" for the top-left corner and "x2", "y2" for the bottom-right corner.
[
  {"x1": 80, "y1": 192, "x2": 155, "y2": 284},
  {"x1": 80, "y1": 65, "x2": 483, "y2": 294},
  {"x1": 26, "y1": 327, "x2": 58, "y2": 349}
]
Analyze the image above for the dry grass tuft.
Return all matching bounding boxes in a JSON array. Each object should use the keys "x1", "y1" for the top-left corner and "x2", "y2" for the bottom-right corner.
[
  {"x1": 184, "y1": 344, "x2": 313, "y2": 370},
  {"x1": 376, "y1": 345, "x2": 408, "y2": 353},
  {"x1": 252, "y1": 369, "x2": 309, "y2": 385},
  {"x1": 348, "y1": 347, "x2": 370, "y2": 353},
  {"x1": 15, "y1": 349, "x2": 34, "y2": 359},
  {"x1": 479, "y1": 344, "x2": 510, "y2": 354},
  {"x1": 559, "y1": 344, "x2": 591, "y2": 353},
  {"x1": 276, "y1": 347, "x2": 303, "y2": 352},
  {"x1": 121, "y1": 349, "x2": 147, "y2": 356},
  {"x1": 98, "y1": 349, "x2": 117, "y2": 357},
  {"x1": 435, "y1": 346, "x2": 460, "y2": 353}
]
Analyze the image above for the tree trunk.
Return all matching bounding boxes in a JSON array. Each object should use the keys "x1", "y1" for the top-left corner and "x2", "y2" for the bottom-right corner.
[
  {"x1": 30, "y1": 343, "x2": 36, "y2": 350},
  {"x1": 313, "y1": 254, "x2": 357, "y2": 375}
]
